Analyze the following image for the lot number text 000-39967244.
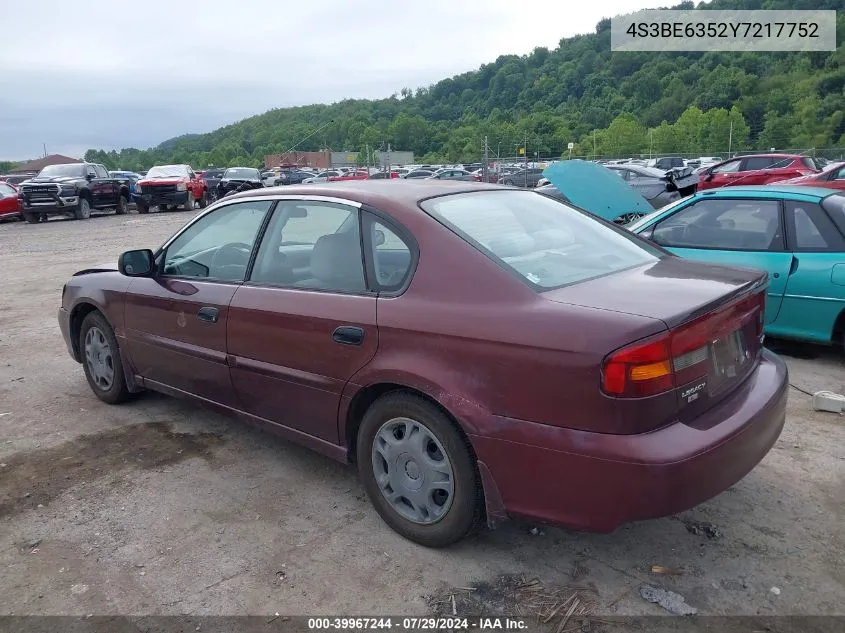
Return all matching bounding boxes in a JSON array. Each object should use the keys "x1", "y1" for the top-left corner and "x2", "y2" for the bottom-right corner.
[{"x1": 610, "y1": 9, "x2": 837, "y2": 52}]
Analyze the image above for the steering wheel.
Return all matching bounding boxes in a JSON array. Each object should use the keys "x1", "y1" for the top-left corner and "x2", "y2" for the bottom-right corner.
[{"x1": 209, "y1": 242, "x2": 252, "y2": 270}]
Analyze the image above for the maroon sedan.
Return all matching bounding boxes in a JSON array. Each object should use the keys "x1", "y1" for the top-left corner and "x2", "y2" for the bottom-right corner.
[{"x1": 58, "y1": 181, "x2": 788, "y2": 546}]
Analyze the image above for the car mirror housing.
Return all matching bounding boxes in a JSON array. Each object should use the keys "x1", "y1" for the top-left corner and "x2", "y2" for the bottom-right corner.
[{"x1": 118, "y1": 249, "x2": 155, "y2": 277}]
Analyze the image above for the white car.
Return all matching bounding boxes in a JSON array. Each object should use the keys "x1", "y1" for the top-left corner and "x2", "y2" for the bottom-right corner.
[{"x1": 302, "y1": 170, "x2": 341, "y2": 184}]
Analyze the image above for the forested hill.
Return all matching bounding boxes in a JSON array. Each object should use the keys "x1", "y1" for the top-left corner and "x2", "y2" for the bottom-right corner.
[{"x1": 86, "y1": 0, "x2": 845, "y2": 171}]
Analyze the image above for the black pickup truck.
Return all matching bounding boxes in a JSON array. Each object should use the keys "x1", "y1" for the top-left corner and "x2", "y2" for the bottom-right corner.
[{"x1": 18, "y1": 163, "x2": 131, "y2": 223}]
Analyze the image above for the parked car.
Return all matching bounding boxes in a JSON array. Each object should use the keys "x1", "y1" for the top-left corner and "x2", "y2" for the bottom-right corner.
[
  {"x1": 606, "y1": 164, "x2": 698, "y2": 209},
  {"x1": 276, "y1": 168, "x2": 315, "y2": 186},
  {"x1": 18, "y1": 163, "x2": 130, "y2": 223},
  {"x1": 0, "y1": 181, "x2": 21, "y2": 221},
  {"x1": 499, "y1": 168, "x2": 544, "y2": 188},
  {"x1": 328, "y1": 170, "x2": 370, "y2": 182},
  {"x1": 404, "y1": 170, "x2": 435, "y2": 179},
  {"x1": 646, "y1": 157, "x2": 686, "y2": 170},
  {"x1": 368, "y1": 171, "x2": 401, "y2": 180},
  {"x1": 0, "y1": 173, "x2": 37, "y2": 186},
  {"x1": 302, "y1": 170, "x2": 342, "y2": 184},
  {"x1": 698, "y1": 154, "x2": 820, "y2": 190},
  {"x1": 777, "y1": 162, "x2": 845, "y2": 191},
  {"x1": 426, "y1": 168, "x2": 480, "y2": 182},
  {"x1": 217, "y1": 168, "x2": 264, "y2": 198},
  {"x1": 199, "y1": 168, "x2": 226, "y2": 201},
  {"x1": 136, "y1": 165, "x2": 207, "y2": 214},
  {"x1": 261, "y1": 171, "x2": 280, "y2": 187},
  {"x1": 59, "y1": 181, "x2": 786, "y2": 547},
  {"x1": 629, "y1": 185, "x2": 845, "y2": 345}
]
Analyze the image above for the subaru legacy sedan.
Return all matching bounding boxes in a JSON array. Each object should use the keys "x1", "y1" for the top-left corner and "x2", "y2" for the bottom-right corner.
[{"x1": 59, "y1": 181, "x2": 787, "y2": 547}]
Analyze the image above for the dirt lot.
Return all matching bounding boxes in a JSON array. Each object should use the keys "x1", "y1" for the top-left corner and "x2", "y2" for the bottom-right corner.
[{"x1": 0, "y1": 211, "x2": 843, "y2": 620}]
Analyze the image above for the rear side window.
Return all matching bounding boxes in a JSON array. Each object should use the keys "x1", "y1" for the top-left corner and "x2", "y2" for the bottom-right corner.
[
  {"x1": 743, "y1": 156, "x2": 776, "y2": 170},
  {"x1": 801, "y1": 157, "x2": 820, "y2": 170},
  {"x1": 786, "y1": 201, "x2": 845, "y2": 252},
  {"x1": 712, "y1": 159, "x2": 742, "y2": 174},
  {"x1": 420, "y1": 190, "x2": 662, "y2": 289}
]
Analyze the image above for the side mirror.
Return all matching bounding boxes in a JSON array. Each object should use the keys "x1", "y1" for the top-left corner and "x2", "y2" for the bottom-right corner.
[
  {"x1": 374, "y1": 229, "x2": 385, "y2": 246},
  {"x1": 86, "y1": 173, "x2": 95, "y2": 181},
  {"x1": 119, "y1": 249, "x2": 155, "y2": 277}
]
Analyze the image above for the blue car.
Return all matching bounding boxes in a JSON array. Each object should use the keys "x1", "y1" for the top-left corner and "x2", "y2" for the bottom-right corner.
[
  {"x1": 109, "y1": 171, "x2": 142, "y2": 200},
  {"x1": 628, "y1": 186, "x2": 845, "y2": 346}
]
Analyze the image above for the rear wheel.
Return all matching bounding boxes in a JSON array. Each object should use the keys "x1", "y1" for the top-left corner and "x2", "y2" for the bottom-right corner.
[
  {"x1": 74, "y1": 198, "x2": 91, "y2": 220},
  {"x1": 182, "y1": 191, "x2": 194, "y2": 211},
  {"x1": 79, "y1": 311, "x2": 130, "y2": 404},
  {"x1": 22, "y1": 211, "x2": 39, "y2": 224},
  {"x1": 198, "y1": 191, "x2": 208, "y2": 208},
  {"x1": 502, "y1": 179, "x2": 514, "y2": 186},
  {"x1": 357, "y1": 391, "x2": 481, "y2": 547},
  {"x1": 115, "y1": 194, "x2": 128, "y2": 215}
]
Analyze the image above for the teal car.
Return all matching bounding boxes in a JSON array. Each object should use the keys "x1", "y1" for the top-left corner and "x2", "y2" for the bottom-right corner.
[{"x1": 628, "y1": 186, "x2": 845, "y2": 346}]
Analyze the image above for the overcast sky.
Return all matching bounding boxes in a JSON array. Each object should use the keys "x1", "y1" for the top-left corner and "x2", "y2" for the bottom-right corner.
[{"x1": 0, "y1": 0, "x2": 670, "y2": 161}]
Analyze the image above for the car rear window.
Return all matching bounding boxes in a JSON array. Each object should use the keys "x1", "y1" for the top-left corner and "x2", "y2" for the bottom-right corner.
[
  {"x1": 420, "y1": 190, "x2": 663, "y2": 290},
  {"x1": 821, "y1": 193, "x2": 845, "y2": 238},
  {"x1": 801, "y1": 156, "x2": 820, "y2": 170}
]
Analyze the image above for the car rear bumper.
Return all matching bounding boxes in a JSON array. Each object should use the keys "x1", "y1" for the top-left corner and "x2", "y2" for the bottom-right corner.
[
  {"x1": 137, "y1": 191, "x2": 188, "y2": 206},
  {"x1": 470, "y1": 349, "x2": 788, "y2": 532}
]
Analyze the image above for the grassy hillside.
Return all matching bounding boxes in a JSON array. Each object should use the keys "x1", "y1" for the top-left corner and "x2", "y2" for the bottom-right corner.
[{"x1": 86, "y1": 0, "x2": 845, "y2": 171}]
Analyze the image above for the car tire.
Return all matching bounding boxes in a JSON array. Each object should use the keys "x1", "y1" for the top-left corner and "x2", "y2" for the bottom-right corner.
[
  {"x1": 183, "y1": 191, "x2": 194, "y2": 211},
  {"x1": 79, "y1": 311, "x2": 131, "y2": 405},
  {"x1": 502, "y1": 179, "x2": 513, "y2": 186},
  {"x1": 22, "y1": 211, "x2": 39, "y2": 224},
  {"x1": 198, "y1": 191, "x2": 208, "y2": 208},
  {"x1": 136, "y1": 200, "x2": 149, "y2": 214},
  {"x1": 115, "y1": 194, "x2": 128, "y2": 215},
  {"x1": 357, "y1": 391, "x2": 481, "y2": 547},
  {"x1": 75, "y1": 198, "x2": 91, "y2": 220}
]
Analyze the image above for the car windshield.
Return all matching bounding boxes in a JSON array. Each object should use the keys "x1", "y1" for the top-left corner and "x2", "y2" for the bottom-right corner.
[
  {"x1": 224, "y1": 168, "x2": 259, "y2": 179},
  {"x1": 421, "y1": 190, "x2": 663, "y2": 289},
  {"x1": 147, "y1": 165, "x2": 187, "y2": 178},
  {"x1": 39, "y1": 164, "x2": 85, "y2": 178}
]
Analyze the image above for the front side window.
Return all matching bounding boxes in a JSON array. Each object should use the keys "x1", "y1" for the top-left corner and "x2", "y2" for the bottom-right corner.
[
  {"x1": 743, "y1": 156, "x2": 776, "y2": 171},
  {"x1": 421, "y1": 190, "x2": 662, "y2": 289},
  {"x1": 651, "y1": 199, "x2": 783, "y2": 251},
  {"x1": 94, "y1": 165, "x2": 109, "y2": 179},
  {"x1": 250, "y1": 201, "x2": 366, "y2": 293},
  {"x1": 712, "y1": 159, "x2": 742, "y2": 174},
  {"x1": 162, "y1": 200, "x2": 273, "y2": 281}
]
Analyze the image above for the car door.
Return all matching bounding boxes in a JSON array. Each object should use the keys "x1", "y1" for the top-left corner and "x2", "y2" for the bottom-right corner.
[
  {"x1": 701, "y1": 158, "x2": 743, "y2": 189},
  {"x1": 0, "y1": 183, "x2": 19, "y2": 217},
  {"x1": 649, "y1": 197, "x2": 793, "y2": 324},
  {"x1": 226, "y1": 198, "x2": 379, "y2": 443},
  {"x1": 91, "y1": 164, "x2": 116, "y2": 206},
  {"x1": 123, "y1": 199, "x2": 274, "y2": 406},
  {"x1": 775, "y1": 200, "x2": 845, "y2": 343},
  {"x1": 740, "y1": 156, "x2": 781, "y2": 185}
]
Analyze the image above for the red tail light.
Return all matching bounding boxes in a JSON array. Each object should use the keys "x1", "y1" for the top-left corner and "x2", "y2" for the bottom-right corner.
[{"x1": 602, "y1": 291, "x2": 765, "y2": 398}]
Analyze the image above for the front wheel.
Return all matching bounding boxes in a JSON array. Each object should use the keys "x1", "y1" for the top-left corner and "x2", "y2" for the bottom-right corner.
[
  {"x1": 502, "y1": 179, "x2": 513, "y2": 186},
  {"x1": 182, "y1": 191, "x2": 194, "y2": 211},
  {"x1": 357, "y1": 391, "x2": 481, "y2": 547},
  {"x1": 198, "y1": 191, "x2": 208, "y2": 208},
  {"x1": 74, "y1": 198, "x2": 91, "y2": 220},
  {"x1": 79, "y1": 311, "x2": 131, "y2": 404},
  {"x1": 22, "y1": 211, "x2": 39, "y2": 224}
]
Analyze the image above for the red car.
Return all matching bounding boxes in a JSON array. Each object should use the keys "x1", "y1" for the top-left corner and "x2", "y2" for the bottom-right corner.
[
  {"x1": 698, "y1": 154, "x2": 819, "y2": 190},
  {"x1": 58, "y1": 182, "x2": 787, "y2": 546},
  {"x1": 135, "y1": 164, "x2": 208, "y2": 213},
  {"x1": 328, "y1": 169, "x2": 370, "y2": 182},
  {"x1": 777, "y1": 161, "x2": 845, "y2": 191},
  {"x1": 0, "y1": 181, "x2": 21, "y2": 221}
]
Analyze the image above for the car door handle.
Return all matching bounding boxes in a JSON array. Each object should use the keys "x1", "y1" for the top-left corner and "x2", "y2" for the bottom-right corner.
[
  {"x1": 197, "y1": 306, "x2": 219, "y2": 323},
  {"x1": 332, "y1": 326, "x2": 364, "y2": 346},
  {"x1": 789, "y1": 256, "x2": 799, "y2": 275}
]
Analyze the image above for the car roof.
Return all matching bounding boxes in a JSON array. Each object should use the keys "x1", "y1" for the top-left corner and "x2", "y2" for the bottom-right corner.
[
  {"x1": 226, "y1": 179, "x2": 502, "y2": 210},
  {"x1": 697, "y1": 184, "x2": 837, "y2": 200}
]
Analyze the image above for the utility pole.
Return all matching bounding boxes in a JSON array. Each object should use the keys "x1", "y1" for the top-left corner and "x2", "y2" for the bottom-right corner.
[
  {"x1": 649, "y1": 129, "x2": 653, "y2": 159},
  {"x1": 385, "y1": 143, "x2": 391, "y2": 175},
  {"x1": 483, "y1": 136, "x2": 489, "y2": 183},
  {"x1": 523, "y1": 134, "x2": 528, "y2": 187},
  {"x1": 592, "y1": 130, "x2": 596, "y2": 158},
  {"x1": 43, "y1": 143, "x2": 47, "y2": 158},
  {"x1": 728, "y1": 120, "x2": 733, "y2": 157}
]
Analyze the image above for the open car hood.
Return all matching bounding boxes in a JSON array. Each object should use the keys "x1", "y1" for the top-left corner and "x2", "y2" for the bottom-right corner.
[{"x1": 542, "y1": 160, "x2": 653, "y2": 221}]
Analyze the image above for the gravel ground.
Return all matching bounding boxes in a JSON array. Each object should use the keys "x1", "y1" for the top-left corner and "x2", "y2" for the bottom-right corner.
[{"x1": 0, "y1": 211, "x2": 843, "y2": 620}]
